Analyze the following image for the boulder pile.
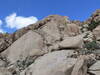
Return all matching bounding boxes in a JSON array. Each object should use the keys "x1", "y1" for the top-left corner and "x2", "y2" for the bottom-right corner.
[{"x1": 0, "y1": 10, "x2": 100, "y2": 75}]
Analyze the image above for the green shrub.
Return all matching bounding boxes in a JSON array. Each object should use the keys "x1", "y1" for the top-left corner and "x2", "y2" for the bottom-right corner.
[
  {"x1": 84, "y1": 40, "x2": 99, "y2": 50},
  {"x1": 79, "y1": 40, "x2": 99, "y2": 55},
  {"x1": 15, "y1": 56, "x2": 36, "y2": 71},
  {"x1": 88, "y1": 21, "x2": 100, "y2": 31}
]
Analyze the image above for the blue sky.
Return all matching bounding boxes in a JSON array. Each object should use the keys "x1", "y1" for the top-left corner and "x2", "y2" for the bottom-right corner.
[{"x1": 0, "y1": 0, "x2": 100, "y2": 33}]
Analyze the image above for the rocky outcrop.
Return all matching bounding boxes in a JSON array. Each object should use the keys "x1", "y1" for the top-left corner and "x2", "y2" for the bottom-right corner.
[
  {"x1": 20, "y1": 51, "x2": 96, "y2": 75},
  {"x1": 0, "y1": 10, "x2": 100, "y2": 75}
]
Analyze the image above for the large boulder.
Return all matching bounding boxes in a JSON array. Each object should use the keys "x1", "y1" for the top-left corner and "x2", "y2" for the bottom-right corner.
[
  {"x1": 39, "y1": 21, "x2": 61, "y2": 45},
  {"x1": 20, "y1": 50, "x2": 77, "y2": 75},
  {"x1": 89, "y1": 61, "x2": 100, "y2": 75},
  {"x1": 59, "y1": 34, "x2": 84, "y2": 49},
  {"x1": 1, "y1": 30, "x2": 46, "y2": 64}
]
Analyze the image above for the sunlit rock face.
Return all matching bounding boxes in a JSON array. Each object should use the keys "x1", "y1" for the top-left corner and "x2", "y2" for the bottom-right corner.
[{"x1": 0, "y1": 11, "x2": 100, "y2": 75}]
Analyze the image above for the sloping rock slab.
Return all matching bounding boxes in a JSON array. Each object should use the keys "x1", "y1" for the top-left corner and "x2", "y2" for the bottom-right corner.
[
  {"x1": 20, "y1": 50, "x2": 77, "y2": 75},
  {"x1": 1, "y1": 30, "x2": 46, "y2": 64}
]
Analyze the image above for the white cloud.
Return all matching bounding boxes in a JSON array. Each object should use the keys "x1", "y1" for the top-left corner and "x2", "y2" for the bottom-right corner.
[
  {"x1": 5, "y1": 13, "x2": 38, "y2": 29},
  {"x1": 0, "y1": 29, "x2": 5, "y2": 33},
  {"x1": 0, "y1": 20, "x2": 5, "y2": 33},
  {"x1": 0, "y1": 20, "x2": 3, "y2": 26}
]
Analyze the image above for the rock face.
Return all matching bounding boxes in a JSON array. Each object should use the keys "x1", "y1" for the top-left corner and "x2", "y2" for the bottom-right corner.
[
  {"x1": 20, "y1": 50, "x2": 77, "y2": 75},
  {"x1": 39, "y1": 21, "x2": 61, "y2": 45},
  {"x1": 1, "y1": 30, "x2": 46, "y2": 64},
  {"x1": 89, "y1": 61, "x2": 100, "y2": 75},
  {"x1": 20, "y1": 51, "x2": 95, "y2": 75},
  {"x1": 0, "y1": 11, "x2": 100, "y2": 75}
]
